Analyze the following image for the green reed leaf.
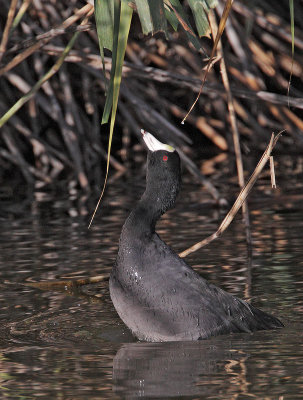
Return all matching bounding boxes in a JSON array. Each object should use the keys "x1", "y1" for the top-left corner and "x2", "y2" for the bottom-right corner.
[
  {"x1": 89, "y1": 0, "x2": 133, "y2": 227},
  {"x1": 0, "y1": 32, "x2": 79, "y2": 128}
]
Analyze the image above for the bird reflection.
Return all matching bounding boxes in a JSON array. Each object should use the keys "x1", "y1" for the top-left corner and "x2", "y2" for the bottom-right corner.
[{"x1": 112, "y1": 338, "x2": 248, "y2": 398}]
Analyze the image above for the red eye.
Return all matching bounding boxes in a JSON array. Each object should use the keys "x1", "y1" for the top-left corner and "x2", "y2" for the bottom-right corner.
[{"x1": 163, "y1": 155, "x2": 168, "y2": 162}]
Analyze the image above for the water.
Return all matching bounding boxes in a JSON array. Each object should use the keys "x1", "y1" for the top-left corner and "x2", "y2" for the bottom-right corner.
[{"x1": 1, "y1": 161, "x2": 303, "y2": 399}]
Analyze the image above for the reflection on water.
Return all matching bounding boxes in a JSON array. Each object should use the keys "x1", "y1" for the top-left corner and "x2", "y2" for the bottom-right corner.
[
  {"x1": 113, "y1": 329, "x2": 303, "y2": 399},
  {"x1": 1, "y1": 162, "x2": 303, "y2": 398},
  {"x1": 113, "y1": 340, "x2": 243, "y2": 398}
]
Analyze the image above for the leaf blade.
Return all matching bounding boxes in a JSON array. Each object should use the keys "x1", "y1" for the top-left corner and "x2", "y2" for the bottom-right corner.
[
  {"x1": 188, "y1": 0, "x2": 212, "y2": 37},
  {"x1": 89, "y1": 0, "x2": 133, "y2": 227},
  {"x1": 0, "y1": 32, "x2": 80, "y2": 128},
  {"x1": 165, "y1": 0, "x2": 201, "y2": 50},
  {"x1": 94, "y1": 0, "x2": 114, "y2": 52},
  {"x1": 101, "y1": 0, "x2": 121, "y2": 124},
  {"x1": 135, "y1": 0, "x2": 153, "y2": 34},
  {"x1": 150, "y1": 0, "x2": 167, "y2": 35}
]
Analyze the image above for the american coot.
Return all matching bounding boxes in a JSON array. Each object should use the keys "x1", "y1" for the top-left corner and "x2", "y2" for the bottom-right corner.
[{"x1": 109, "y1": 130, "x2": 283, "y2": 342}]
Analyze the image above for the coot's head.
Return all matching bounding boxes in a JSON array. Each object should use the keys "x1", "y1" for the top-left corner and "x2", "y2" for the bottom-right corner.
[{"x1": 141, "y1": 130, "x2": 181, "y2": 214}]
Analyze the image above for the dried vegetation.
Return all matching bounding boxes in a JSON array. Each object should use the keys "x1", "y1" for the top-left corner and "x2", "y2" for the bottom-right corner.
[{"x1": 0, "y1": 0, "x2": 302, "y2": 195}]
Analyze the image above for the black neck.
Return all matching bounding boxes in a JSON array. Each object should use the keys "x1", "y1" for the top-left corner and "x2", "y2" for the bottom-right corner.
[
  {"x1": 121, "y1": 150, "x2": 180, "y2": 240},
  {"x1": 122, "y1": 195, "x2": 162, "y2": 238}
]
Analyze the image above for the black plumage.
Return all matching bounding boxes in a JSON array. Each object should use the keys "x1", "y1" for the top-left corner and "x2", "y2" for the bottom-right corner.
[{"x1": 110, "y1": 131, "x2": 283, "y2": 342}]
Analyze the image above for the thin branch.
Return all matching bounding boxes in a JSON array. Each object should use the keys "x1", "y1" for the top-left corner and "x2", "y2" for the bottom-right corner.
[
  {"x1": 25, "y1": 274, "x2": 109, "y2": 292},
  {"x1": 179, "y1": 132, "x2": 283, "y2": 258}
]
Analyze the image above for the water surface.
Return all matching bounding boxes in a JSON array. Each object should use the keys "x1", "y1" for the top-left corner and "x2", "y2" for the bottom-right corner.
[{"x1": 1, "y1": 161, "x2": 303, "y2": 399}]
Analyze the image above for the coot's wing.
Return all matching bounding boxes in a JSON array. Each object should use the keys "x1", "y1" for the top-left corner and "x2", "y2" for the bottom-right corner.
[
  {"x1": 112, "y1": 234, "x2": 283, "y2": 341},
  {"x1": 150, "y1": 249, "x2": 283, "y2": 339}
]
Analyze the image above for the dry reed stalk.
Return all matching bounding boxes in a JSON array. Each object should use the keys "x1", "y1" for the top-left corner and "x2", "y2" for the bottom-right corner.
[
  {"x1": 179, "y1": 132, "x2": 282, "y2": 258},
  {"x1": 25, "y1": 273, "x2": 110, "y2": 292},
  {"x1": 0, "y1": 0, "x2": 301, "y2": 190},
  {"x1": 37, "y1": 47, "x2": 303, "y2": 111},
  {"x1": 0, "y1": 3, "x2": 93, "y2": 76},
  {"x1": 209, "y1": 10, "x2": 252, "y2": 247},
  {"x1": 0, "y1": 0, "x2": 18, "y2": 63},
  {"x1": 233, "y1": 2, "x2": 303, "y2": 50},
  {"x1": 270, "y1": 156, "x2": 276, "y2": 188}
]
